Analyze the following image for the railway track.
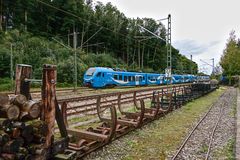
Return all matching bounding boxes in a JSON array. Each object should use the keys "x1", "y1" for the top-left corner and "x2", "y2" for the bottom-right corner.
[
  {"x1": 171, "y1": 92, "x2": 226, "y2": 160},
  {"x1": 2, "y1": 83, "x2": 193, "y2": 100},
  {"x1": 59, "y1": 84, "x2": 193, "y2": 120}
]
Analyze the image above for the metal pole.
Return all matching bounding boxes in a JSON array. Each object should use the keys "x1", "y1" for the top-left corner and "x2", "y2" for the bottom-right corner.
[
  {"x1": 10, "y1": 43, "x2": 13, "y2": 91},
  {"x1": 190, "y1": 55, "x2": 193, "y2": 74},
  {"x1": 167, "y1": 14, "x2": 172, "y2": 76},
  {"x1": 166, "y1": 14, "x2": 172, "y2": 87},
  {"x1": 73, "y1": 27, "x2": 77, "y2": 91},
  {"x1": 212, "y1": 58, "x2": 214, "y2": 75}
]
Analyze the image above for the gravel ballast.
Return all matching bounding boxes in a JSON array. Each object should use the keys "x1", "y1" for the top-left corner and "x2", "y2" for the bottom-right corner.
[{"x1": 172, "y1": 87, "x2": 236, "y2": 159}]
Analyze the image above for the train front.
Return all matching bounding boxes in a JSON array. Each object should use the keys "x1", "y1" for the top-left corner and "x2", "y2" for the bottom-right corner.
[{"x1": 83, "y1": 67, "x2": 96, "y2": 87}]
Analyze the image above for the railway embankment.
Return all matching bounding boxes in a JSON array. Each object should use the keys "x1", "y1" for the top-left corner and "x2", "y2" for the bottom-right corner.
[{"x1": 83, "y1": 87, "x2": 236, "y2": 160}]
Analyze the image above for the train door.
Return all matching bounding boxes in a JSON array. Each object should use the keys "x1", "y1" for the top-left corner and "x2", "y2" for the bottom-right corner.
[
  {"x1": 95, "y1": 72, "x2": 104, "y2": 87},
  {"x1": 135, "y1": 75, "x2": 140, "y2": 85}
]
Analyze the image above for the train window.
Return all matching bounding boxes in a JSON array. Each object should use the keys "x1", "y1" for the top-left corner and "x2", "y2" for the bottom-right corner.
[
  {"x1": 119, "y1": 75, "x2": 122, "y2": 80},
  {"x1": 128, "y1": 76, "x2": 131, "y2": 81},
  {"x1": 132, "y1": 76, "x2": 135, "y2": 81},
  {"x1": 143, "y1": 77, "x2": 145, "y2": 80},
  {"x1": 86, "y1": 68, "x2": 96, "y2": 76},
  {"x1": 124, "y1": 76, "x2": 127, "y2": 82},
  {"x1": 96, "y1": 72, "x2": 101, "y2": 77},
  {"x1": 102, "y1": 73, "x2": 105, "y2": 77},
  {"x1": 114, "y1": 75, "x2": 118, "y2": 80},
  {"x1": 139, "y1": 77, "x2": 142, "y2": 82},
  {"x1": 136, "y1": 76, "x2": 139, "y2": 81}
]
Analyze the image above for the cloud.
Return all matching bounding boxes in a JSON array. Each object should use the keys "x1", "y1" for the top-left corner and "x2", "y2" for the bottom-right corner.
[{"x1": 173, "y1": 39, "x2": 220, "y2": 56}]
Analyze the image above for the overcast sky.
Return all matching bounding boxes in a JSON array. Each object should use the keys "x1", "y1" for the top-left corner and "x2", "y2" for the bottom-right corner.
[{"x1": 97, "y1": 0, "x2": 240, "y2": 74}]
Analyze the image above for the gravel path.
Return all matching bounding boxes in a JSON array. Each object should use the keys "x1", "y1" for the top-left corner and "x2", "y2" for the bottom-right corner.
[{"x1": 172, "y1": 87, "x2": 237, "y2": 160}]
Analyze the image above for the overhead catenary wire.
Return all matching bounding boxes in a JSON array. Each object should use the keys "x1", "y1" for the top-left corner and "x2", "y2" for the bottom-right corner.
[{"x1": 35, "y1": 0, "x2": 166, "y2": 53}]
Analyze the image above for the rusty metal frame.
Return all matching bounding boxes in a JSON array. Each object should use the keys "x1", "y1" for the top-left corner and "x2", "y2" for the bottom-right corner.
[{"x1": 66, "y1": 105, "x2": 117, "y2": 157}]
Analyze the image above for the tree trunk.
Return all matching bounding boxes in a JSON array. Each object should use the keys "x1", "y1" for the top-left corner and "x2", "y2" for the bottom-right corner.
[
  {"x1": 133, "y1": 43, "x2": 136, "y2": 67},
  {"x1": 142, "y1": 44, "x2": 145, "y2": 69},
  {"x1": 24, "y1": 10, "x2": 27, "y2": 31},
  {"x1": 152, "y1": 47, "x2": 157, "y2": 68},
  {"x1": 147, "y1": 49, "x2": 150, "y2": 66},
  {"x1": 127, "y1": 42, "x2": 130, "y2": 67},
  {"x1": 0, "y1": 0, "x2": 2, "y2": 31},
  {"x1": 138, "y1": 41, "x2": 140, "y2": 69}
]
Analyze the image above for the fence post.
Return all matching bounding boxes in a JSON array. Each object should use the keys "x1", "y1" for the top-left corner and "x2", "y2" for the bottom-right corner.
[
  {"x1": 15, "y1": 64, "x2": 32, "y2": 99},
  {"x1": 41, "y1": 64, "x2": 57, "y2": 148}
]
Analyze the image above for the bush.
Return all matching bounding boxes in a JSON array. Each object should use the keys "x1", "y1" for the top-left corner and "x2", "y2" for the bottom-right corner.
[{"x1": 0, "y1": 78, "x2": 12, "y2": 91}]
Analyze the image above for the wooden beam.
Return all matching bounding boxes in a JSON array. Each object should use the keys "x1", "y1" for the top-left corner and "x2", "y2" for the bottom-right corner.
[
  {"x1": 41, "y1": 64, "x2": 57, "y2": 148},
  {"x1": 15, "y1": 64, "x2": 32, "y2": 100},
  {"x1": 67, "y1": 129, "x2": 108, "y2": 142}
]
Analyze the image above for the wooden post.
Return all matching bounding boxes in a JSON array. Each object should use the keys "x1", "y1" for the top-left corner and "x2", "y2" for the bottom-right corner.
[
  {"x1": 15, "y1": 64, "x2": 32, "y2": 100},
  {"x1": 61, "y1": 102, "x2": 68, "y2": 128},
  {"x1": 41, "y1": 64, "x2": 57, "y2": 148}
]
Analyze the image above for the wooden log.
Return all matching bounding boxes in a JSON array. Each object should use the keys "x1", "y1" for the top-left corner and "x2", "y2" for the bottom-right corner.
[
  {"x1": 0, "y1": 104, "x2": 20, "y2": 120},
  {"x1": 10, "y1": 94, "x2": 27, "y2": 107},
  {"x1": 19, "y1": 100, "x2": 41, "y2": 120},
  {"x1": 15, "y1": 137, "x2": 24, "y2": 147},
  {"x1": 0, "y1": 118, "x2": 12, "y2": 130},
  {"x1": 23, "y1": 155, "x2": 33, "y2": 160},
  {"x1": 12, "y1": 121, "x2": 25, "y2": 129},
  {"x1": 18, "y1": 147, "x2": 28, "y2": 155},
  {"x1": 32, "y1": 134, "x2": 46, "y2": 144},
  {"x1": 0, "y1": 94, "x2": 10, "y2": 107},
  {"x1": 0, "y1": 132, "x2": 10, "y2": 145},
  {"x1": 0, "y1": 153, "x2": 15, "y2": 160},
  {"x1": 15, "y1": 153, "x2": 26, "y2": 160},
  {"x1": 10, "y1": 128, "x2": 21, "y2": 139},
  {"x1": 2, "y1": 139, "x2": 22, "y2": 153},
  {"x1": 1, "y1": 152, "x2": 29, "y2": 160},
  {"x1": 26, "y1": 120, "x2": 48, "y2": 136},
  {"x1": 21, "y1": 125, "x2": 34, "y2": 143},
  {"x1": 3, "y1": 122, "x2": 24, "y2": 138},
  {"x1": 27, "y1": 144, "x2": 46, "y2": 155}
]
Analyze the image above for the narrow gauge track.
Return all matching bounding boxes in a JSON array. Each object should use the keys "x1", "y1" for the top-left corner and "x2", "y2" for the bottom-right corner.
[
  {"x1": 171, "y1": 92, "x2": 226, "y2": 160},
  {"x1": 2, "y1": 83, "x2": 192, "y2": 100},
  {"x1": 59, "y1": 83, "x2": 193, "y2": 120},
  {"x1": 3, "y1": 87, "x2": 93, "y2": 95}
]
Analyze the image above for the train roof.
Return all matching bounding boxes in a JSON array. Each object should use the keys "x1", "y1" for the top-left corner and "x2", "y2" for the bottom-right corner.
[{"x1": 88, "y1": 67, "x2": 197, "y2": 77}]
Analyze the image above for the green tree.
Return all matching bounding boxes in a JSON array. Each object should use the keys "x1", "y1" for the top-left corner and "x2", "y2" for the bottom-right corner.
[{"x1": 220, "y1": 31, "x2": 240, "y2": 82}]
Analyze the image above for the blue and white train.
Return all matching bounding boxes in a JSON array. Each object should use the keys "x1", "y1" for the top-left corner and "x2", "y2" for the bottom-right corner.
[{"x1": 83, "y1": 67, "x2": 209, "y2": 88}]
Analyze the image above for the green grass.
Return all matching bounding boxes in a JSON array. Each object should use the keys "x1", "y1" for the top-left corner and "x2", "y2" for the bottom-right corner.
[
  {"x1": 0, "y1": 78, "x2": 13, "y2": 91},
  {"x1": 213, "y1": 138, "x2": 235, "y2": 160},
  {"x1": 68, "y1": 115, "x2": 97, "y2": 124},
  {"x1": 122, "y1": 87, "x2": 226, "y2": 160},
  {"x1": 198, "y1": 143, "x2": 208, "y2": 154}
]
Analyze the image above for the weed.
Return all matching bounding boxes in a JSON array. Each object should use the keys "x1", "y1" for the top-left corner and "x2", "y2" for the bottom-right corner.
[{"x1": 124, "y1": 88, "x2": 226, "y2": 159}]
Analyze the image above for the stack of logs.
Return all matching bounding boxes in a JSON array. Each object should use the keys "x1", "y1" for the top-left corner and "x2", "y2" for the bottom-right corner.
[{"x1": 0, "y1": 94, "x2": 48, "y2": 160}]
